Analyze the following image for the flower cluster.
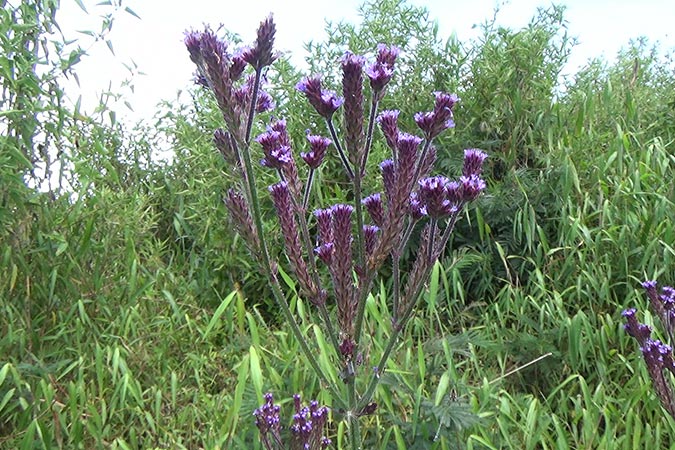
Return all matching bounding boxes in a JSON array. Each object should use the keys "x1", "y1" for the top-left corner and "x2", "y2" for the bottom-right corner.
[
  {"x1": 254, "y1": 393, "x2": 331, "y2": 450},
  {"x1": 623, "y1": 281, "x2": 675, "y2": 418},
  {"x1": 253, "y1": 393, "x2": 283, "y2": 449},
  {"x1": 184, "y1": 21, "x2": 275, "y2": 144}
]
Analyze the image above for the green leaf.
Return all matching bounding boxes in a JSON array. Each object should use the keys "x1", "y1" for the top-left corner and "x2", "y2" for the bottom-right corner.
[
  {"x1": 124, "y1": 6, "x2": 141, "y2": 20},
  {"x1": 74, "y1": 0, "x2": 88, "y2": 13},
  {"x1": 249, "y1": 346, "x2": 263, "y2": 400},
  {"x1": 202, "y1": 290, "x2": 236, "y2": 340}
]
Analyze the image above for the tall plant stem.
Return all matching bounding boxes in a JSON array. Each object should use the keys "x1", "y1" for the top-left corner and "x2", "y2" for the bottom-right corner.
[
  {"x1": 326, "y1": 118, "x2": 354, "y2": 180},
  {"x1": 353, "y1": 97, "x2": 380, "y2": 348}
]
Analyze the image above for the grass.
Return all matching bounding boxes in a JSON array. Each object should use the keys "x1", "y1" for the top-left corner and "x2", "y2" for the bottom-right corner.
[{"x1": 2, "y1": 0, "x2": 675, "y2": 448}]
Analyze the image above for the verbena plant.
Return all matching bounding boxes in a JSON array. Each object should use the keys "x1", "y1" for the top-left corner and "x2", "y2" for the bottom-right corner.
[
  {"x1": 623, "y1": 281, "x2": 675, "y2": 418},
  {"x1": 185, "y1": 15, "x2": 487, "y2": 449}
]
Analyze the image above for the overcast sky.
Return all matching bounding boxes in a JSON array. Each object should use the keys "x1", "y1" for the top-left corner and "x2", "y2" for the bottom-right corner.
[{"x1": 56, "y1": 0, "x2": 674, "y2": 124}]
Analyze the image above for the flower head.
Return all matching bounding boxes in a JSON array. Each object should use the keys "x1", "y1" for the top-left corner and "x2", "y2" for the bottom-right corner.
[
  {"x1": 622, "y1": 308, "x2": 652, "y2": 344},
  {"x1": 415, "y1": 92, "x2": 459, "y2": 140},
  {"x1": 463, "y1": 149, "x2": 488, "y2": 177},
  {"x1": 243, "y1": 15, "x2": 277, "y2": 70},
  {"x1": 366, "y1": 43, "x2": 400, "y2": 96},
  {"x1": 459, "y1": 174, "x2": 487, "y2": 201},
  {"x1": 362, "y1": 193, "x2": 384, "y2": 227},
  {"x1": 418, "y1": 176, "x2": 457, "y2": 218},
  {"x1": 301, "y1": 134, "x2": 331, "y2": 169},
  {"x1": 297, "y1": 76, "x2": 344, "y2": 119},
  {"x1": 253, "y1": 392, "x2": 281, "y2": 440},
  {"x1": 377, "y1": 110, "x2": 400, "y2": 151}
]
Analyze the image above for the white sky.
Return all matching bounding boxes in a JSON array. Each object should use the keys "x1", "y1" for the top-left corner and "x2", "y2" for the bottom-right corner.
[{"x1": 56, "y1": 0, "x2": 674, "y2": 124}]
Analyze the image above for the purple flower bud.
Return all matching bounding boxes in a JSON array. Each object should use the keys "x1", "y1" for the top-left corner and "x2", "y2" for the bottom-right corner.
[
  {"x1": 331, "y1": 204, "x2": 355, "y2": 336},
  {"x1": 380, "y1": 159, "x2": 396, "y2": 204},
  {"x1": 256, "y1": 120, "x2": 293, "y2": 169},
  {"x1": 377, "y1": 110, "x2": 400, "y2": 151},
  {"x1": 224, "y1": 189, "x2": 259, "y2": 250},
  {"x1": 376, "y1": 43, "x2": 399, "y2": 67},
  {"x1": 255, "y1": 89, "x2": 275, "y2": 113},
  {"x1": 362, "y1": 193, "x2": 384, "y2": 227},
  {"x1": 463, "y1": 149, "x2": 488, "y2": 177},
  {"x1": 396, "y1": 133, "x2": 422, "y2": 172},
  {"x1": 260, "y1": 145, "x2": 292, "y2": 169},
  {"x1": 229, "y1": 51, "x2": 247, "y2": 81},
  {"x1": 342, "y1": 52, "x2": 366, "y2": 165},
  {"x1": 301, "y1": 134, "x2": 331, "y2": 169},
  {"x1": 622, "y1": 308, "x2": 652, "y2": 344},
  {"x1": 234, "y1": 75, "x2": 275, "y2": 114},
  {"x1": 314, "y1": 242, "x2": 334, "y2": 265},
  {"x1": 214, "y1": 128, "x2": 238, "y2": 165},
  {"x1": 289, "y1": 395, "x2": 331, "y2": 449},
  {"x1": 296, "y1": 75, "x2": 343, "y2": 119},
  {"x1": 243, "y1": 15, "x2": 277, "y2": 70},
  {"x1": 185, "y1": 28, "x2": 242, "y2": 135},
  {"x1": 363, "y1": 225, "x2": 379, "y2": 256},
  {"x1": 193, "y1": 71, "x2": 209, "y2": 88},
  {"x1": 269, "y1": 182, "x2": 316, "y2": 296},
  {"x1": 313, "y1": 208, "x2": 333, "y2": 245},
  {"x1": 643, "y1": 280, "x2": 658, "y2": 291},
  {"x1": 339, "y1": 337, "x2": 356, "y2": 359},
  {"x1": 445, "y1": 180, "x2": 462, "y2": 204},
  {"x1": 269, "y1": 119, "x2": 291, "y2": 145},
  {"x1": 642, "y1": 280, "x2": 668, "y2": 324}
]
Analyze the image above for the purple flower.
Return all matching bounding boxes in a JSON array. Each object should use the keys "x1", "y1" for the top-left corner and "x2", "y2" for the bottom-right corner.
[
  {"x1": 331, "y1": 204, "x2": 355, "y2": 336},
  {"x1": 256, "y1": 120, "x2": 293, "y2": 169},
  {"x1": 415, "y1": 92, "x2": 459, "y2": 140},
  {"x1": 296, "y1": 75, "x2": 344, "y2": 119},
  {"x1": 229, "y1": 51, "x2": 247, "y2": 81},
  {"x1": 253, "y1": 392, "x2": 282, "y2": 446},
  {"x1": 234, "y1": 75, "x2": 275, "y2": 114},
  {"x1": 418, "y1": 176, "x2": 456, "y2": 218},
  {"x1": 366, "y1": 44, "x2": 400, "y2": 96},
  {"x1": 459, "y1": 175, "x2": 487, "y2": 201},
  {"x1": 290, "y1": 395, "x2": 332, "y2": 450},
  {"x1": 269, "y1": 182, "x2": 316, "y2": 296},
  {"x1": 213, "y1": 128, "x2": 238, "y2": 164},
  {"x1": 301, "y1": 134, "x2": 331, "y2": 169},
  {"x1": 463, "y1": 149, "x2": 488, "y2": 177},
  {"x1": 622, "y1": 308, "x2": 652, "y2": 344},
  {"x1": 377, "y1": 110, "x2": 400, "y2": 151},
  {"x1": 380, "y1": 159, "x2": 395, "y2": 205},
  {"x1": 314, "y1": 242, "x2": 334, "y2": 265},
  {"x1": 408, "y1": 192, "x2": 427, "y2": 220},
  {"x1": 185, "y1": 28, "x2": 242, "y2": 135}
]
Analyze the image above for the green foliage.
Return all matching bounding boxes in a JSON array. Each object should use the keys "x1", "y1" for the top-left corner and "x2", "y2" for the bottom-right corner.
[{"x1": 2, "y1": 0, "x2": 675, "y2": 448}]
